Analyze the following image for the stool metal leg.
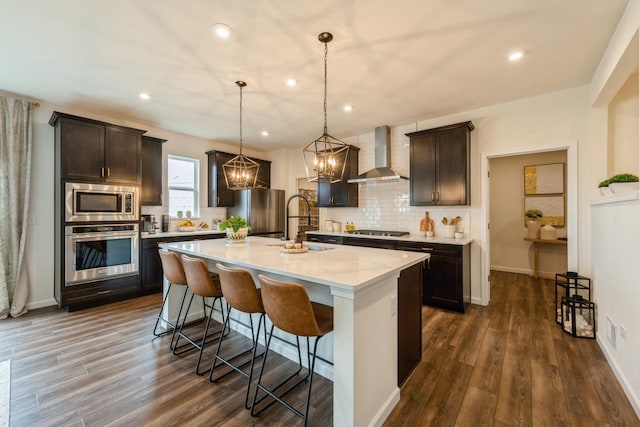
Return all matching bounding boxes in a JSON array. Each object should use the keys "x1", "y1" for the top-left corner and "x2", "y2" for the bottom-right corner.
[
  {"x1": 152, "y1": 283, "x2": 173, "y2": 337},
  {"x1": 169, "y1": 285, "x2": 191, "y2": 350},
  {"x1": 251, "y1": 325, "x2": 316, "y2": 420},
  {"x1": 210, "y1": 309, "x2": 267, "y2": 409}
]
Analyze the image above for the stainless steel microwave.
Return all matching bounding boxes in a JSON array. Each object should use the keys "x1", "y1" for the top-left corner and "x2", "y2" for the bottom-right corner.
[{"x1": 65, "y1": 182, "x2": 139, "y2": 222}]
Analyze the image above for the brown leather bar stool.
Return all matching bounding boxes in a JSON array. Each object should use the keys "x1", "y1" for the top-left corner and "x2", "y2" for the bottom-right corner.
[
  {"x1": 177, "y1": 254, "x2": 226, "y2": 375},
  {"x1": 155, "y1": 250, "x2": 190, "y2": 348},
  {"x1": 251, "y1": 274, "x2": 333, "y2": 426},
  {"x1": 209, "y1": 263, "x2": 267, "y2": 409}
]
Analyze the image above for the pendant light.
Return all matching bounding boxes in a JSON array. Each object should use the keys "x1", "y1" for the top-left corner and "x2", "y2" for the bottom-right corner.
[
  {"x1": 302, "y1": 32, "x2": 349, "y2": 183},
  {"x1": 223, "y1": 80, "x2": 260, "y2": 190}
]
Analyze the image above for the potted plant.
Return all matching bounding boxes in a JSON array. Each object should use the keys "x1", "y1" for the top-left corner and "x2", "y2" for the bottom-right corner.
[
  {"x1": 598, "y1": 178, "x2": 612, "y2": 196},
  {"x1": 219, "y1": 216, "x2": 251, "y2": 241},
  {"x1": 525, "y1": 209, "x2": 543, "y2": 239},
  {"x1": 607, "y1": 173, "x2": 639, "y2": 194}
]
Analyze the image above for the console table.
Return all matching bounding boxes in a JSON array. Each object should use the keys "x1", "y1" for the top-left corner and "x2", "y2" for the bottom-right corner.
[{"x1": 523, "y1": 237, "x2": 567, "y2": 279}]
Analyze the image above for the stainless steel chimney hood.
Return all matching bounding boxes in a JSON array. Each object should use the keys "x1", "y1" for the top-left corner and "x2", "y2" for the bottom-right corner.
[{"x1": 347, "y1": 125, "x2": 408, "y2": 183}]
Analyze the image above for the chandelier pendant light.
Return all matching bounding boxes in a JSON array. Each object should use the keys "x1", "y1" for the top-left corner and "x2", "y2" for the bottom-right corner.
[
  {"x1": 223, "y1": 80, "x2": 260, "y2": 190},
  {"x1": 303, "y1": 32, "x2": 349, "y2": 183}
]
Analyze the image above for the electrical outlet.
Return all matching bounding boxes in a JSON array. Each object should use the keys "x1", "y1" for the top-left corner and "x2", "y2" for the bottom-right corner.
[
  {"x1": 606, "y1": 316, "x2": 617, "y2": 350},
  {"x1": 619, "y1": 325, "x2": 626, "y2": 340}
]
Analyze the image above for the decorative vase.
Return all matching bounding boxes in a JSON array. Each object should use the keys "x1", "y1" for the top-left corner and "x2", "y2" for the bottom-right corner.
[
  {"x1": 226, "y1": 227, "x2": 248, "y2": 242},
  {"x1": 599, "y1": 186, "x2": 612, "y2": 196},
  {"x1": 609, "y1": 182, "x2": 639, "y2": 194},
  {"x1": 540, "y1": 224, "x2": 557, "y2": 240},
  {"x1": 526, "y1": 220, "x2": 541, "y2": 239}
]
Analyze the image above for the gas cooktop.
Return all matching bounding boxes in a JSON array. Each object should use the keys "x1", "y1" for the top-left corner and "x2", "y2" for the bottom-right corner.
[{"x1": 345, "y1": 229, "x2": 410, "y2": 237}]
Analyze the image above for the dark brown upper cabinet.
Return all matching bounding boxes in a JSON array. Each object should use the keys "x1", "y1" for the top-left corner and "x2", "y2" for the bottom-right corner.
[
  {"x1": 206, "y1": 150, "x2": 271, "y2": 207},
  {"x1": 141, "y1": 136, "x2": 166, "y2": 206},
  {"x1": 49, "y1": 112, "x2": 145, "y2": 185},
  {"x1": 317, "y1": 145, "x2": 359, "y2": 208},
  {"x1": 406, "y1": 121, "x2": 474, "y2": 206}
]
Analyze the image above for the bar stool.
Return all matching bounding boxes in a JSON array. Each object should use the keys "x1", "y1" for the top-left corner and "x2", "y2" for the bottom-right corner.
[
  {"x1": 154, "y1": 250, "x2": 190, "y2": 348},
  {"x1": 209, "y1": 263, "x2": 267, "y2": 409},
  {"x1": 251, "y1": 274, "x2": 333, "y2": 426},
  {"x1": 177, "y1": 254, "x2": 226, "y2": 375}
]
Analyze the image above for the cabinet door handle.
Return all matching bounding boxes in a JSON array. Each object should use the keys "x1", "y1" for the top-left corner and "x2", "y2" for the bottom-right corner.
[
  {"x1": 427, "y1": 258, "x2": 431, "y2": 270},
  {"x1": 421, "y1": 247, "x2": 434, "y2": 251},
  {"x1": 97, "y1": 290, "x2": 112, "y2": 295},
  {"x1": 435, "y1": 192, "x2": 440, "y2": 201},
  {"x1": 431, "y1": 191, "x2": 435, "y2": 202},
  {"x1": 101, "y1": 167, "x2": 105, "y2": 177},
  {"x1": 107, "y1": 168, "x2": 111, "y2": 178}
]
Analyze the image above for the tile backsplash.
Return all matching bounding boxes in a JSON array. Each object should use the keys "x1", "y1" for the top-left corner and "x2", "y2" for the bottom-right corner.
[{"x1": 320, "y1": 179, "x2": 470, "y2": 237}]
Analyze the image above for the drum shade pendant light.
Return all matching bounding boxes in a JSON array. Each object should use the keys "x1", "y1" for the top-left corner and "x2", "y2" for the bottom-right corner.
[
  {"x1": 223, "y1": 81, "x2": 259, "y2": 190},
  {"x1": 303, "y1": 32, "x2": 349, "y2": 183}
]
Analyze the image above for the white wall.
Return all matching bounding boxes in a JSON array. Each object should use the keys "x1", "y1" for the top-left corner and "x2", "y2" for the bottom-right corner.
[{"x1": 588, "y1": 0, "x2": 640, "y2": 417}]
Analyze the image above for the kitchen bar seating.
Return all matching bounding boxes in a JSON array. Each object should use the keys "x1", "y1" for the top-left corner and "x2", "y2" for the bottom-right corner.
[
  {"x1": 177, "y1": 254, "x2": 226, "y2": 375},
  {"x1": 252, "y1": 274, "x2": 334, "y2": 426},
  {"x1": 210, "y1": 263, "x2": 267, "y2": 409}
]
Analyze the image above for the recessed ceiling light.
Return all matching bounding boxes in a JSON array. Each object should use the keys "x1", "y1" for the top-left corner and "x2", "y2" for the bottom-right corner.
[
  {"x1": 261, "y1": 130, "x2": 269, "y2": 136},
  {"x1": 343, "y1": 105, "x2": 353, "y2": 112},
  {"x1": 211, "y1": 23, "x2": 232, "y2": 38},
  {"x1": 507, "y1": 50, "x2": 524, "y2": 62},
  {"x1": 285, "y1": 78, "x2": 298, "y2": 87},
  {"x1": 139, "y1": 92, "x2": 152, "y2": 100}
]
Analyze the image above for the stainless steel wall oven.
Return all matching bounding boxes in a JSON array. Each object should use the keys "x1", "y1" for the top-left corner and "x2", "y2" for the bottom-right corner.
[{"x1": 65, "y1": 223, "x2": 139, "y2": 286}]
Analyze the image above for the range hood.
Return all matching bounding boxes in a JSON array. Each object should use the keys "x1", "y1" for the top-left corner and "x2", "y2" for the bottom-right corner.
[{"x1": 347, "y1": 125, "x2": 408, "y2": 183}]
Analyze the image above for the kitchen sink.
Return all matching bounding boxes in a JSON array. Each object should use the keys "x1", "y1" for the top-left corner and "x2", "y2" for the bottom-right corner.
[{"x1": 306, "y1": 245, "x2": 334, "y2": 252}]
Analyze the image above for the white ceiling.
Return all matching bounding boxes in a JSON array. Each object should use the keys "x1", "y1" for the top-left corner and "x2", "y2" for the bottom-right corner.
[{"x1": 0, "y1": 0, "x2": 628, "y2": 151}]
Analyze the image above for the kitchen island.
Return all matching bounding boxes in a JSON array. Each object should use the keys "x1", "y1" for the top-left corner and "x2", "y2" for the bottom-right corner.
[{"x1": 161, "y1": 236, "x2": 428, "y2": 427}]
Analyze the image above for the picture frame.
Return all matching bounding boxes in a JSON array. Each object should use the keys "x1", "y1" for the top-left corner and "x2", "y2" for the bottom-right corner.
[
  {"x1": 524, "y1": 195, "x2": 565, "y2": 226},
  {"x1": 524, "y1": 163, "x2": 564, "y2": 195}
]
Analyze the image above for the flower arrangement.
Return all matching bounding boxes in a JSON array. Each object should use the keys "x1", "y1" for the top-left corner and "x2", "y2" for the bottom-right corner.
[
  {"x1": 219, "y1": 216, "x2": 251, "y2": 233},
  {"x1": 525, "y1": 209, "x2": 543, "y2": 220}
]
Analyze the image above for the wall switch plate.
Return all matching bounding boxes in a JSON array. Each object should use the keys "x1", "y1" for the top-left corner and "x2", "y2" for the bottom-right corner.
[{"x1": 619, "y1": 325, "x2": 626, "y2": 340}]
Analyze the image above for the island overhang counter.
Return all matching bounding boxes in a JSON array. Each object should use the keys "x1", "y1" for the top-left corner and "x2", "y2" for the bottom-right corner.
[{"x1": 160, "y1": 236, "x2": 428, "y2": 427}]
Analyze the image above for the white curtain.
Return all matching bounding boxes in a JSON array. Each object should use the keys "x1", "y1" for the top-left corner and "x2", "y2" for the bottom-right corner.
[{"x1": 0, "y1": 97, "x2": 34, "y2": 319}]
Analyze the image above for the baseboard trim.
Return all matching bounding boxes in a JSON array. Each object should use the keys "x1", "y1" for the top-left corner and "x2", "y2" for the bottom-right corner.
[
  {"x1": 490, "y1": 266, "x2": 530, "y2": 275},
  {"x1": 368, "y1": 386, "x2": 400, "y2": 427},
  {"x1": 596, "y1": 336, "x2": 640, "y2": 420},
  {"x1": 26, "y1": 299, "x2": 58, "y2": 310}
]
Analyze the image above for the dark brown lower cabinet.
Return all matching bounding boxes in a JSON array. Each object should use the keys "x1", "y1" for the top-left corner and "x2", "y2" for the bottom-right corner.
[
  {"x1": 141, "y1": 234, "x2": 225, "y2": 293},
  {"x1": 397, "y1": 262, "x2": 423, "y2": 386},
  {"x1": 63, "y1": 275, "x2": 141, "y2": 312},
  {"x1": 397, "y1": 241, "x2": 471, "y2": 313}
]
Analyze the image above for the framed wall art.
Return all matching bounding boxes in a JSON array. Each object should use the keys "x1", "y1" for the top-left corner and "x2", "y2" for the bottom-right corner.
[
  {"x1": 524, "y1": 195, "x2": 565, "y2": 226},
  {"x1": 524, "y1": 163, "x2": 564, "y2": 195}
]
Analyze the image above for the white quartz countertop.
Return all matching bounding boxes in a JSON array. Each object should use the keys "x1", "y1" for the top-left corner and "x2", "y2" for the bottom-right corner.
[
  {"x1": 160, "y1": 236, "x2": 428, "y2": 292},
  {"x1": 141, "y1": 230, "x2": 225, "y2": 239},
  {"x1": 306, "y1": 230, "x2": 473, "y2": 245}
]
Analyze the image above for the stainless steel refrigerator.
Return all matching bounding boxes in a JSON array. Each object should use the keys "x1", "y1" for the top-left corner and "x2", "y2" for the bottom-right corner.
[{"x1": 227, "y1": 188, "x2": 285, "y2": 238}]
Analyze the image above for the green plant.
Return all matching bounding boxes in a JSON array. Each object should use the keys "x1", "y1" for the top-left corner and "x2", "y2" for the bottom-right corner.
[
  {"x1": 219, "y1": 216, "x2": 251, "y2": 233},
  {"x1": 525, "y1": 209, "x2": 543, "y2": 219},
  {"x1": 608, "y1": 173, "x2": 638, "y2": 183},
  {"x1": 598, "y1": 179, "x2": 611, "y2": 188}
]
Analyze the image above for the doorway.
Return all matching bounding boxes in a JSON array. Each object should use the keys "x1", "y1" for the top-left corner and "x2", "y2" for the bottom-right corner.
[{"x1": 480, "y1": 141, "x2": 578, "y2": 305}]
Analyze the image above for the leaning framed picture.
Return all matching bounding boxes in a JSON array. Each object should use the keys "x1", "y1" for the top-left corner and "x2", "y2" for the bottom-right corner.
[
  {"x1": 524, "y1": 163, "x2": 565, "y2": 195},
  {"x1": 524, "y1": 195, "x2": 565, "y2": 226}
]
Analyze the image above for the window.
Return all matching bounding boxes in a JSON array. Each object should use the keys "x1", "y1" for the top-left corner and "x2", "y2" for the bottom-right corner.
[{"x1": 168, "y1": 155, "x2": 199, "y2": 217}]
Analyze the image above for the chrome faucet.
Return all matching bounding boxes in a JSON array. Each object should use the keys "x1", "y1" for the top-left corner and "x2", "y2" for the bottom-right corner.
[{"x1": 283, "y1": 194, "x2": 311, "y2": 240}]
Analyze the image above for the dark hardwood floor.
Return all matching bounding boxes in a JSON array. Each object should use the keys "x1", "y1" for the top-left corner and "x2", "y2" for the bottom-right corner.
[{"x1": 2, "y1": 271, "x2": 639, "y2": 426}]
